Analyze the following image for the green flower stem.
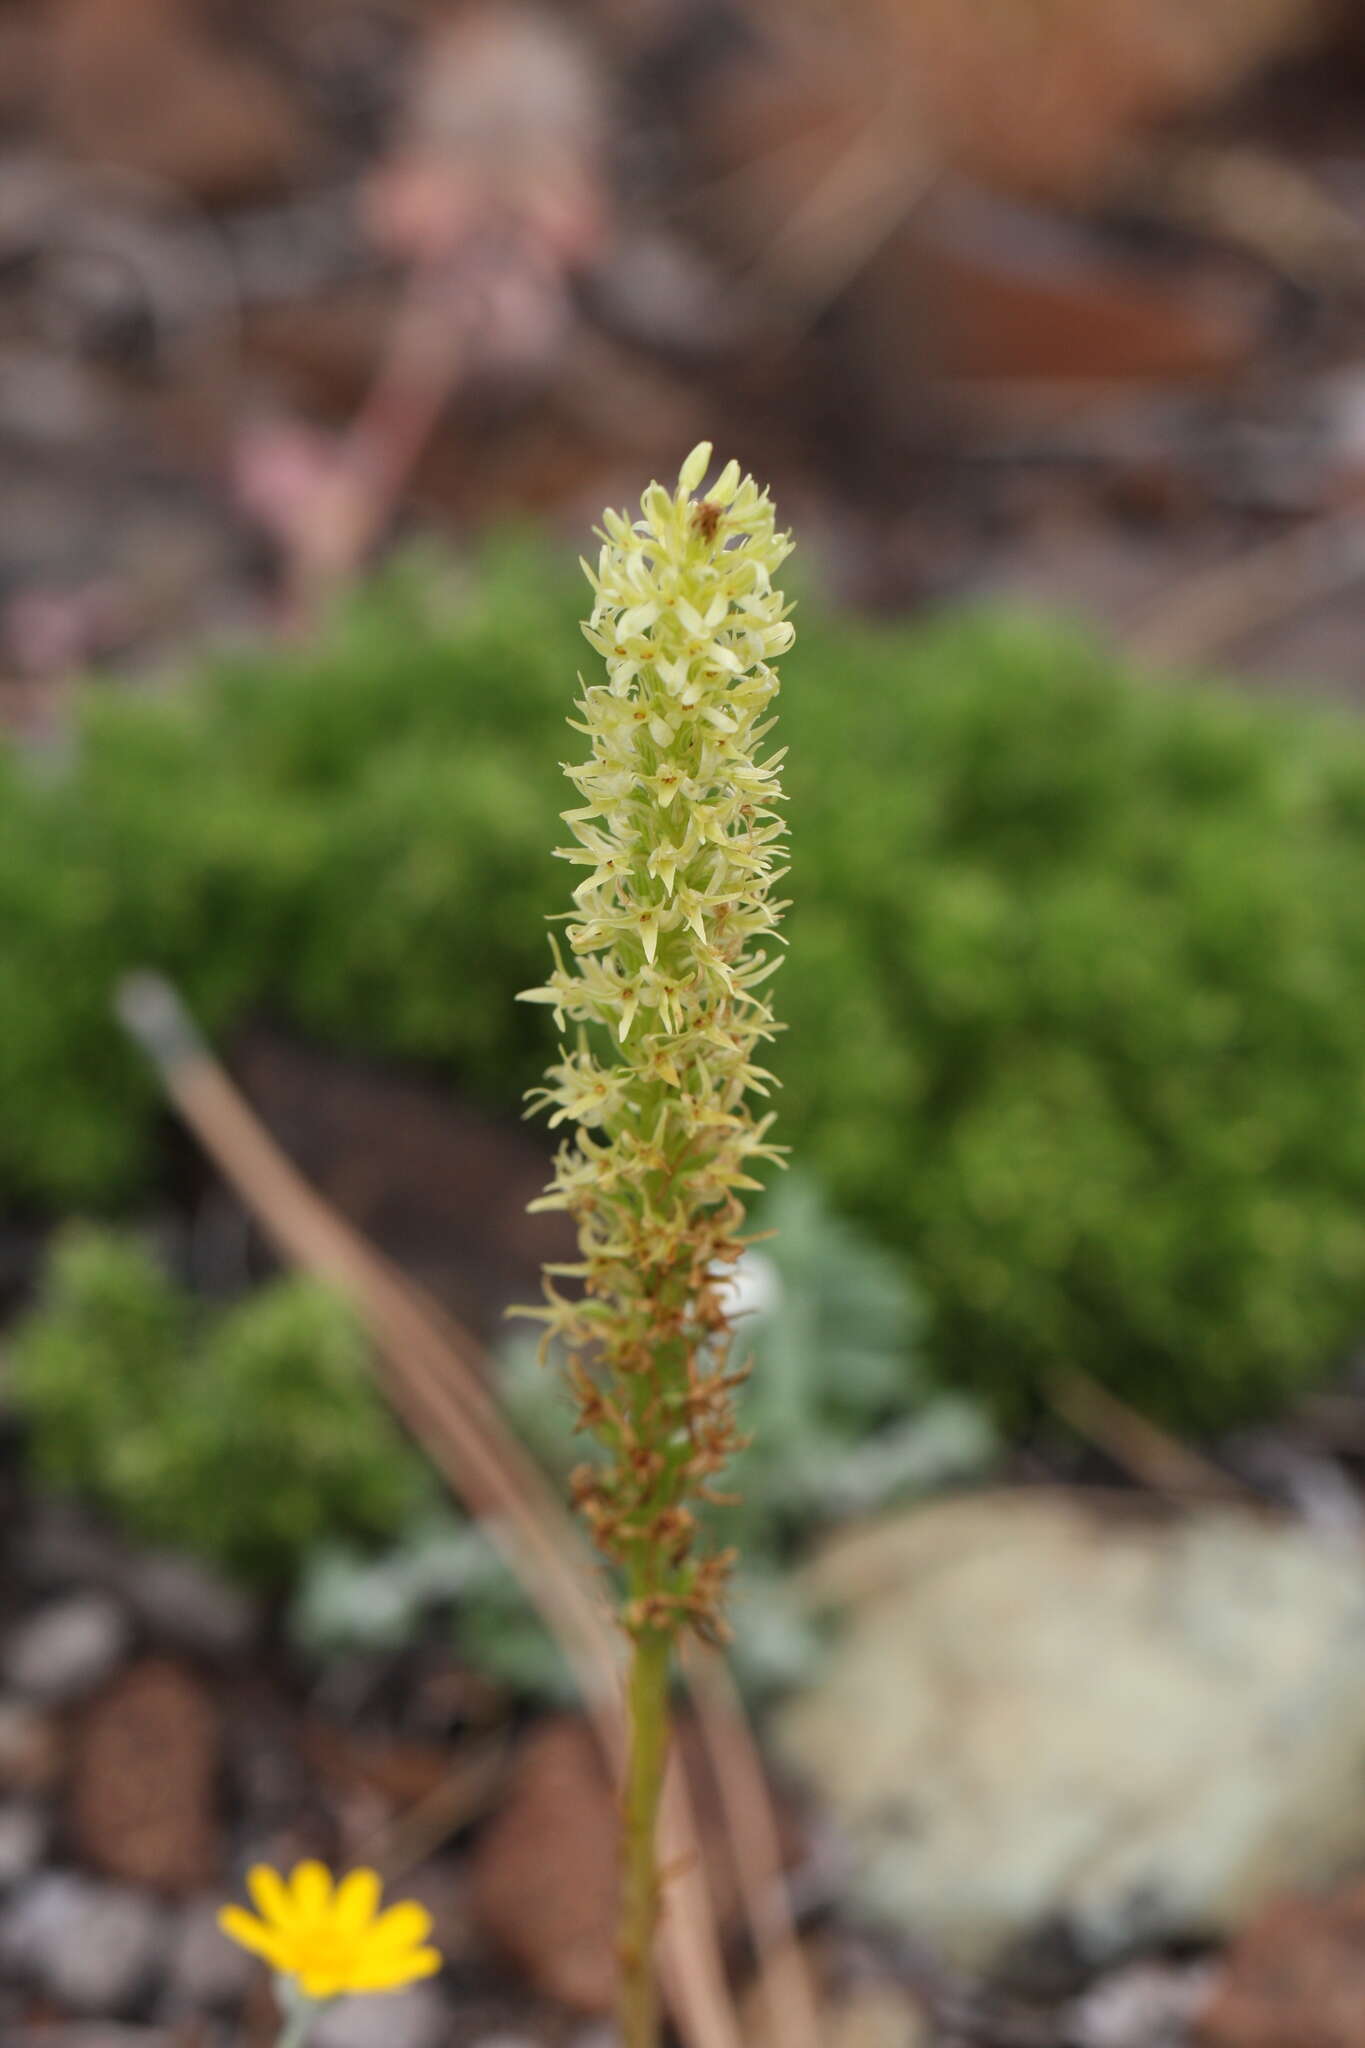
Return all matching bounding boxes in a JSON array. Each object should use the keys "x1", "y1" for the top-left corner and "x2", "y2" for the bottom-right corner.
[
  {"x1": 274, "y1": 1990, "x2": 321, "y2": 2048},
  {"x1": 619, "y1": 1624, "x2": 673, "y2": 2048}
]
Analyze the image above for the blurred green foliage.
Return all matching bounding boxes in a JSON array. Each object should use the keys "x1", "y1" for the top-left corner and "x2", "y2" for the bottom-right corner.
[
  {"x1": 7, "y1": 546, "x2": 1365, "y2": 1426},
  {"x1": 4, "y1": 1182, "x2": 979, "y2": 1698},
  {"x1": 8, "y1": 1228, "x2": 427, "y2": 1582}
]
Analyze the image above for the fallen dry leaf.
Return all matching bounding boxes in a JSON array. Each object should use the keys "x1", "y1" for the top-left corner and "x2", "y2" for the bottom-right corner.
[
  {"x1": 70, "y1": 1658, "x2": 221, "y2": 1893},
  {"x1": 50, "y1": 0, "x2": 316, "y2": 204}
]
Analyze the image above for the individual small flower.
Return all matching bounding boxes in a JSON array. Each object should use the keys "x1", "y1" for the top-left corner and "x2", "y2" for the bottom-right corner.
[{"x1": 219, "y1": 1861, "x2": 441, "y2": 2002}]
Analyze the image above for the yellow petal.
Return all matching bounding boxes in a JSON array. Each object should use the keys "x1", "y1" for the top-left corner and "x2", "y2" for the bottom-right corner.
[
  {"x1": 351, "y1": 1944, "x2": 442, "y2": 1993},
  {"x1": 289, "y1": 1861, "x2": 333, "y2": 1923},
  {"x1": 332, "y1": 1867, "x2": 382, "y2": 1937},
  {"x1": 218, "y1": 1906, "x2": 287, "y2": 1964},
  {"x1": 246, "y1": 1865, "x2": 295, "y2": 1930},
  {"x1": 364, "y1": 1901, "x2": 433, "y2": 1951},
  {"x1": 300, "y1": 1965, "x2": 349, "y2": 2001}
]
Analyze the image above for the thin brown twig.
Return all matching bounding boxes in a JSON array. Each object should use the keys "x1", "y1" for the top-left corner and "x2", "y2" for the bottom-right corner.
[
  {"x1": 684, "y1": 1641, "x2": 821, "y2": 2048},
  {"x1": 114, "y1": 966, "x2": 810, "y2": 2048},
  {"x1": 356, "y1": 1733, "x2": 511, "y2": 1882},
  {"x1": 1117, "y1": 139, "x2": 1365, "y2": 294},
  {"x1": 1123, "y1": 511, "x2": 1365, "y2": 672},
  {"x1": 737, "y1": 111, "x2": 936, "y2": 323},
  {"x1": 1046, "y1": 1365, "x2": 1248, "y2": 1504}
]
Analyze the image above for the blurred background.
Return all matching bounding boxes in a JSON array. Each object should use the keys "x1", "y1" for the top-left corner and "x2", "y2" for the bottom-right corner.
[{"x1": 10, "y1": 2, "x2": 1365, "y2": 2043}]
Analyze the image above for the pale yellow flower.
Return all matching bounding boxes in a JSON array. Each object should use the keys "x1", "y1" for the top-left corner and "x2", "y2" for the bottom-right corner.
[
  {"x1": 516, "y1": 443, "x2": 794, "y2": 1638},
  {"x1": 218, "y1": 1861, "x2": 440, "y2": 2001}
]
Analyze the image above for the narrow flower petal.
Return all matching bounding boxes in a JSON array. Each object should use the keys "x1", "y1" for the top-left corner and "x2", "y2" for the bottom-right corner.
[
  {"x1": 289, "y1": 1861, "x2": 333, "y2": 1920},
  {"x1": 332, "y1": 1867, "x2": 382, "y2": 1936},
  {"x1": 351, "y1": 1944, "x2": 443, "y2": 1993},
  {"x1": 365, "y1": 1901, "x2": 434, "y2": 1951},
  {"x1": 218, "y1": 1906, "x2": 286, "y2": 1963},
  {"x1": 678, "y1": 441, "x2": 711, "y2": 493},
  {"x1": 246, "y1": 1864, "x2": 295, "y2": 1929}
]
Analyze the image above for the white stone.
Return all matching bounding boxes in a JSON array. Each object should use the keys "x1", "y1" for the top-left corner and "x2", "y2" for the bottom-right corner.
[
  {"x1": 2, "y1": 1596, "x2": 129, "y2": 1703},
  {"x1": 1065, "y1": 1961, "x2": 1216, "y2": 2048},
  {"x1": 312, "y1": 1983, "x2": 451, "y2": 2048},
  {"x1": 0, "y1": 1873, "x2": 166, "y2": 2013},
  {"x1": 777, "y1": 1493, "x2": 1365, "y2": 1966},
  {"x1": 123, "y1": 1551, "x2": 258, "y2": 1660},
  {"x1": 822, "y1": 1981, "x2": 930, "y2": 2047},
  {"x1": 0, "y1": 1805, "x2": 48, "y2": 1889}
]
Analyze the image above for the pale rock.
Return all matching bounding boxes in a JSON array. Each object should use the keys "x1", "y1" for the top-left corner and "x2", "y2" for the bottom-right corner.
[
  {"x1": 312, "y1": 1983, "x2": 451, "y2": 2048},
  {"x1": 0, "y1": 1699, "x2": 63, "y2": 1793},
  {"x1": 0, "y1": 1872, "x2": 166, "y2": 2013},
  {"x1": 0, "y1": 1868, "x2": 85, "y2": 1974},
  {"x1": 777, "y1": 1493, "x2": 1365, "y2": 1966},
  {"x1": 17, "y1": 1507, "x2": 257, "y2": 1660},
  {"x1": 46, "y1": 1887, "x2": 167, "y2": 2015},
  {"x1": 0, "y1": 1804, "x2": 48, "y2": 1889},
  {"x1": 822, "y1": 1980, "x2": 930, "y2": 2047},
  {"x1": 122, "y1": 1551, "x2": 258, "y2": 1661},
  {"x1": 1066, "y1": 1960, "x2": 1216, "y2": 2048},
  {"x1": 3, "y1": 1596, "x2": 129, "y2": 1703}
]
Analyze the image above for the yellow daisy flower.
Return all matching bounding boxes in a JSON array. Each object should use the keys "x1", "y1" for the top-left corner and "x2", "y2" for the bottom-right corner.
[{"x1": 218, "y1": 1861, "x2": 441, "y2": 2002}]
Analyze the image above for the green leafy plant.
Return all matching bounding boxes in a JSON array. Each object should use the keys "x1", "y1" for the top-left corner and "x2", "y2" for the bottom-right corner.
[
  {"x1": 7, "y1": 1228, "x2": 427, "y2": 1582},
  {"x1": 7, "y1": 553, "x2": 1365, "y2": 1429},
  {"x1": 712, "y1": 1173, "x2": 991, "y2": 1549}
]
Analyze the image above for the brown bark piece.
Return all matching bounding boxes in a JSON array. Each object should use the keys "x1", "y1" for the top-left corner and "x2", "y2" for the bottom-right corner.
[
  {"x1": 470, "y1": 1716, "x2": 619, "y2": 2014},
  {"x1": 51, "y1": 0, "x2": 316, "y2": 204},
  {"x1": 469, "y1": 1709, "x2": 800, "y2": 2013},
  {"x1": 70, "y1": 1657, "x2": 221, "y2": 1893}
]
